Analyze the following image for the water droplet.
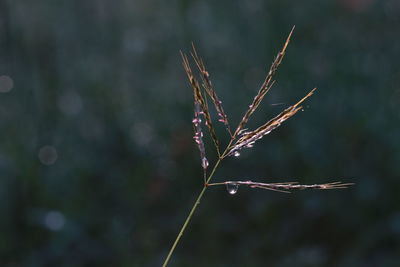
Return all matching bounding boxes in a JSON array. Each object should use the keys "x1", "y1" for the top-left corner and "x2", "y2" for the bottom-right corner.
[
  {"x1": 226, "y1": 183, "x2": 239, "y2": 195},
  {"x1": 246, "y1": 142, "x2": 255, "y2": 148},
  {"x1": 234, "y1": 151, "x2": 240, "y2": 157},
  {"x1": 201, "y1": 158, "x2": 209, "y2": 169}
]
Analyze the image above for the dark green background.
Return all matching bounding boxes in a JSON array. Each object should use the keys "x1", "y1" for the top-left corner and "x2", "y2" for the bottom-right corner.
[{"x1": 1, "y1": 0, "x2": 399, "y2": 266}]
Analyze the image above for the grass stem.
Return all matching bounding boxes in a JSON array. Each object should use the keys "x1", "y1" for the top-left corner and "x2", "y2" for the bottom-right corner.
[{"x1": 162, "y1": 158, "x2": 222, "y2": 267}]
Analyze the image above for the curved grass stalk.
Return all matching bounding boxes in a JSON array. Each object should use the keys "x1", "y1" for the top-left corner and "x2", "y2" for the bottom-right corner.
[
  {"x1": 162, "y1": 148, "x2": 228, "y2": 267},
  {"x1": 162, "y1": 164, "x2": 217, "y2": 267}
]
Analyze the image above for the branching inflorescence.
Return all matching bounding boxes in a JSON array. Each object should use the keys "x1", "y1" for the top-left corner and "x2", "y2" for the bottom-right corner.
[{"x1": 163, "y1": 26, "x2": 353, "y2": 267}]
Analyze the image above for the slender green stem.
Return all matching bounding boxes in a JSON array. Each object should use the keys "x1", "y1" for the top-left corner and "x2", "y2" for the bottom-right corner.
[
  {"x1": 162, "y1": 186, "x2": 207, "y2": 267},
  {"x1": 162, "y1": 137, "x2": 235, "y2": 266},
  {"x1": 162, "y1": 159, "x2": 222, "y2": 267}
]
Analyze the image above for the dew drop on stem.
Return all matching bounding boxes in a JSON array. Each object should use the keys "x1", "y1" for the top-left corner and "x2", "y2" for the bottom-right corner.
[
  {"x1": 234, "y1": 151, "x2": 240, "y2": 157},
  {"x1": 226, "y1": 183, "x2": 239, "y2": 195},
  {"x1": 201, "y1": 158, "x2": 209, "y2": 169}
]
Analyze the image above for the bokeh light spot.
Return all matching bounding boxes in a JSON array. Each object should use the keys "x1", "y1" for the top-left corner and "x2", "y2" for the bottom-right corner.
[
  {"x1": 338, "y1": 0, "x2": 375, "y2": 12},
  {"x1": 0, "y1": 75, "x2": 14, "y2": 93},
  {"x1": 38, "y1": 146, "x2": 58, "y2": 165},
  {"x1": 44, "y1": 211, "x2": 65, "y2": 231},
  {"x1": 58, "y1": 91, "x2": 83, "y2": 116},
  {"x1": 131, "y1": 122, "x2": 153, "y2": 147}
]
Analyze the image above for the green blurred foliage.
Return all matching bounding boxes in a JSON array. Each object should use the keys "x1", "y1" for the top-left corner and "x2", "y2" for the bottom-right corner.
[{"x1": 1, "y1": 0, "x2": 400, "y2": 266}]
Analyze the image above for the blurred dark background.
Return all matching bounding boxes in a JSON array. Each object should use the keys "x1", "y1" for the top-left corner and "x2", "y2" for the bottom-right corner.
[{"x1": 1, "y1": 0, "x2": 400, "y2": 266}]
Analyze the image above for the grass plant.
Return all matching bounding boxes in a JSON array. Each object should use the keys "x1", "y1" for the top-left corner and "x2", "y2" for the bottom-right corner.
[{"x1": 162, "y1": 26, "x2": 352, "y2": 266}]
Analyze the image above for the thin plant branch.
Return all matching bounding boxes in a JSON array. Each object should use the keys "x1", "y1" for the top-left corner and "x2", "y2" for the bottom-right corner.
[
  {"x1": 181, "y1": 52, "x2": 221, "y2": 156},
  {"x1": 225, "y1": 88, "x2": 316, "y2": 158},
  {"x1": 190, "y1": 44, "x2": 232, "y2": 136},
  {"x1": 208, "y1": 180, "x2": 354, "y2": 194},
  {"x1": 192, "y1": 100, "x2": 209, "y2": 179},
  {"x1": 233, "y1": 26, "x2": 295, "y2": 138}
]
